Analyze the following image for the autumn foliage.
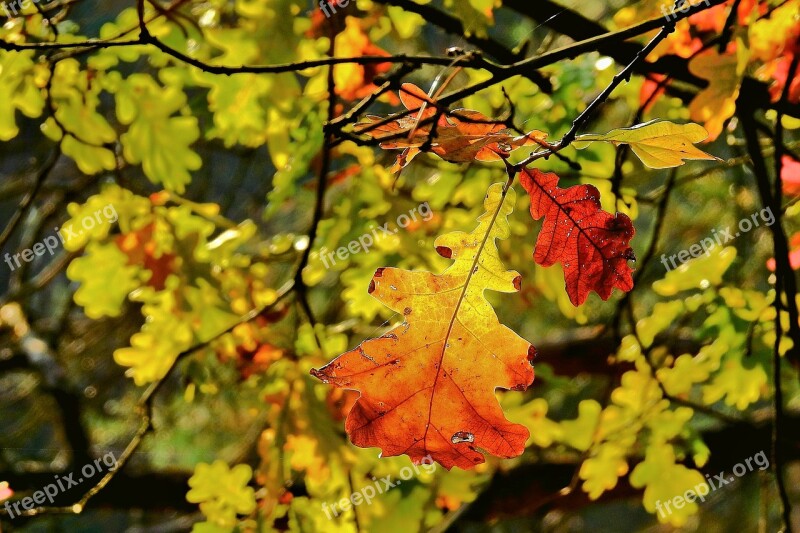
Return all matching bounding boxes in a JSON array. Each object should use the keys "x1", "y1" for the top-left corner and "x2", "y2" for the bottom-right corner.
[
  {"x1": 1, "y1": 0, "x2": 799, "y2": 531},
  {"x1": 520, "y1": 168, "x2": 635, "y2": 306},
  {"x1": 313, "y1": 184, "x2": 535, "y2": 469}
]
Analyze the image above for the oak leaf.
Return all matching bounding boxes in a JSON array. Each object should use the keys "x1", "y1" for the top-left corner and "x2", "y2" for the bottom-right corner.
[
  {"x1": 115, "y1": 223, "x2": 176, "y2": 291},
  {"x1": 355, "y1": 83, "x2": 546, "y2": 172},
  {"x1": 520, "y1": 168, "x2": 636, "y2": 306},
  {"x1": 334, "y1": 18, "x2": 398, "y2": 104},
  {"x1": 311, "y1": 183, "x2": 536, "y2": 469},
  {"x1": 574, "y1": 121, "x2": 717, "y2": 169},
  {"x1": 688, "y1": 47, "x2": 749, "y2": 141}
]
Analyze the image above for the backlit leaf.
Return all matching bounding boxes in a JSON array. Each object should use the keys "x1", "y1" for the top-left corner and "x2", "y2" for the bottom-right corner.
[
  {"x1": 117, "y1": 74, "x2": 202, "y2": 193},
  {"x1": 688, "y1": 46, "x2": 749, "y2": 141},
  {"x1": 574, "y1": 121, "x2": 717, "y2": 169},
  {"x1": 355, "y1": 83, "x2": 547, "y2": 171},
  {"x1": 652, "y1": 246, "x2": 737, "y2": 296},
  {"x1": 0, "y1": 50, "x2": 46, "y2": 141},
  {"x1": 311, "y1": 183, "x2": 535, "y2": 469},
  {"x1": 66, "y1": 241, "x2": 141, "y2": 319},
  {"x1": 520, "y1": 168, "x2": 636, "y2": 306},
  {"x1": 630, "y1": 443, "x2": 707, "y2": 527}
]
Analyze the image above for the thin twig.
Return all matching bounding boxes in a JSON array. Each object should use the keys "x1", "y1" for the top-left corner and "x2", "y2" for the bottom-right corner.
[
  {"x1": 770, "y1": 52, "x2": 799, "y2": 533},
  {"x1": 0, "y1": 148, "x2": 60, "y2": 250},
  {"x1": 511, "y1": 2, "x2": 683, "y2": 171},
  {"x1": 294, "y1": 19, "x2": 339, "y2": 325}
]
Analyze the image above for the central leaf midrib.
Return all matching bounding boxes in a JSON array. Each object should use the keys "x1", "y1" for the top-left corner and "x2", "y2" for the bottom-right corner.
[{"x1": 422, "y1": 184, "x2": 512, "y2": 451}]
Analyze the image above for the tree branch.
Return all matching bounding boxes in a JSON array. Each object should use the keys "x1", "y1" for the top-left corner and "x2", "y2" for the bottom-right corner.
[
  {"x1": 374, "y1": 0, "x2": 552, "y2": 92},
  {"x1": 503, "y1": 0, "x2": 800, "y2": 116}
]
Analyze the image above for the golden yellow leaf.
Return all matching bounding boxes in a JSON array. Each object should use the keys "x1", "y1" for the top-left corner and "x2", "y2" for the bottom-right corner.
[
  {"x1": 574, "y1": 120, "x2": 718, "y2": 169},
  {"x1": 688, "y1": 46, "x2": 749, "y2": 141}
]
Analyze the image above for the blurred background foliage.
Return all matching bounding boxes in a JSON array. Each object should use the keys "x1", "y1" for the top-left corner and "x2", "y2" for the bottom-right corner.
[{"x1": 0, "y1": 0, "x2": 799, "y2": 531}]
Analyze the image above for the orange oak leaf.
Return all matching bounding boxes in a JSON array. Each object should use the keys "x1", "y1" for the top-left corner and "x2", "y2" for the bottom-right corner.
[
  {"x1": 311, "y1": 183, "x2": 535, "y2": 469},
  {"x1": 334, "y1": 18, "x2": 398, "y2": 104},
  {"x1": 355, "y1": 83, "x2": 547, "y2": 171},
  {"x1": 520, "y1": 168, "x2": 636, "y2": 306},
  {"x1": 114, "y1": 222, "x2": 176, "y2": 291},
  {"x1": 688, "y1": 48, "x2": 748, "y2": 141},
  {"x1": 326, "y1": 388, "x2": 359, "y2": 422}
]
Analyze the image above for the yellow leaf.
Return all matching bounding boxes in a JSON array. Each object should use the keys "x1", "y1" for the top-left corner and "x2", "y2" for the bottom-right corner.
[
  {"x1": 653, "y1": 246, "x2": 737, "y2": 296},
  {"x1": 688, "y1": 45, "x2": 749, "y2": 141},
  {"x1": 560, "y1": 400, "x2": 602, "y2": 451},
  {"x1": 630, "y1": 443, "x2": 707, "y2": 526},
  {"x1": 574, "y1": 121, "x2": 718, "y2": 169},
  {"x1": 702, "y1": 351, "x2": 768, "y2": 410},
  {"x1": 505, "y1": 397, "x2": 564, "y2": 448},
  {"x1": 0, "y1": 50, "x2": 46, "y2": 141},
  {"x1": 635, "y1": 300, "x2": 684, "y2": 348},
  {"x1": 657, "y1": 340, "x2": 727, "y2": 396},
  {"x1": 579, "y1": 443, "x2": 629, "y2": 499},
  {"x1": 187, "y1": 460, "x2": 256, "y2": 528},
  {"x1": 66, "y1": 242, "x2": 140, "y2": 319}
]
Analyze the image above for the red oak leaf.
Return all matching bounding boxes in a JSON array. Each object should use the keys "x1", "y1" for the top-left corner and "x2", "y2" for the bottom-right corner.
[
  {"x1": 781, "y1": 155, "x2": 800, "y2": 195},
  {"x1": 520, "y1": 168, "x2": 636, "y2": 306}
]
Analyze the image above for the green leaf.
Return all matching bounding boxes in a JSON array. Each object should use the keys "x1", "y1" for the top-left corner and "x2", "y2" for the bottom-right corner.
[
  {"x1": 117, "y1": 74, "x2": 202, "y2": 193},
  {"x1": 636, "y1": 301, "x2": 684, "y2": 348},
  {"x1": 46, "y1": 59, "x2": 117, "y2": 174},
  {"x1": 0, "y1": 50, "x2": 46, "y2": 141},
  {"x1": 560, "y1": 400, "x2": 602, "y2": 451},
  {"x1": 630, "y1": 444, "x2": 707, "y2": 526},
  {"x1": 66, "y1": 242, "x2": 141, "y2": 319},
  {"x1": 114, "y1": 286, "x2": 195, "y2": 385},
  {"x1": 579, "y1": 443, "x2": 629, "y2": 499},
  {"x1": 653, "y1": 246, "x2": 737, "y2": 296}
]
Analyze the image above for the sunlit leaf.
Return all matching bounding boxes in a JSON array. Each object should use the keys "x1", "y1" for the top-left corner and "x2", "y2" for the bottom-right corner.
[
  {"x1": 311, "y1": 183, "x2": 535, "y2": 469},
  {"x1": 574, "y1": 121, "x2": 717, "y2": 169}
]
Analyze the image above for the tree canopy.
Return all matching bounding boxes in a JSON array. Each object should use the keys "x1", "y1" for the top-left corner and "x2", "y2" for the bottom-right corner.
[{"x1": 0, "y1": 0, "x2": 799, "y2": 531}]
